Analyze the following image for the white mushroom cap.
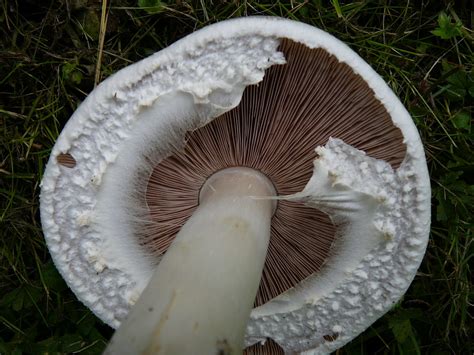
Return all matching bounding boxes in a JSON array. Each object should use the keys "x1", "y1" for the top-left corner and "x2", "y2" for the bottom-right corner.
[{"x1": 40, "y1": 17, "x2": 430, "y2": 354}]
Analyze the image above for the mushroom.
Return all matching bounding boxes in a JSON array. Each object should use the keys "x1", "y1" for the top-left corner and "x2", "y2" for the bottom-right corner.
[{"x1": 40, "y1": 17, "x2": 430, "y2": 354}]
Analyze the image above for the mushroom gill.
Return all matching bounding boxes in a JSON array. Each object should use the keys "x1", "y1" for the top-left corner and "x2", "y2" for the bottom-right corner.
[
  {"x1": 143, "y1": 39, "x2": 406, "y2": 308},
  {"x1": 244, "y1": 338, "x2": 285, "y2": 354}
]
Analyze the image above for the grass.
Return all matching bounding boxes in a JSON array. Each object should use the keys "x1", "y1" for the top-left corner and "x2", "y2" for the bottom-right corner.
[{"x1": 1, "y1": 0, "x2": 472, "y2": 354}]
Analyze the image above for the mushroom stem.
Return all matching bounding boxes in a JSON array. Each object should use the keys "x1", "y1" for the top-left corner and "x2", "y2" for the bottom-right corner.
[{"x1": 105, "y1": 167, "x2": 276, "y2": 354}]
